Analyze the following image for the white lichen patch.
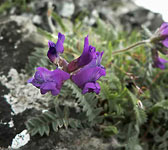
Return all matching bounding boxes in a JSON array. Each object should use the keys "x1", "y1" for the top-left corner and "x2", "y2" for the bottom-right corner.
[
  {"x1": 8, "y1": 119, "x2": 14, "y2": 128},
  {"x1": 10, "y1": 129, "x2": 30, "y2": 149},
  {"x1": 0, "y1": 68, "x2": 52, "y2": 114}
]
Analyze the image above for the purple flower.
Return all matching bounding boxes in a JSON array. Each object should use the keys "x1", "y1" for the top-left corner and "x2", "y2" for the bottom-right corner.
[
  {"x1": 71, "y1": 51, "x2": 106, "y2": 94},
  {"x1": 47, "y1": 32, "x2": 65, "y2": 63},
  {"x1": 153, "y1": 57, "x2": 168, "y2": 70},
  {"x1": 152, "y1": 49, "x2": 168, "y2": 69},
  {"x1": 28, "y1": 67, "x2": 70, "y2": 95},
  {"x1": 159, "y1": 22, "x2": 168, "y2": 48},
  {"x1": 68, "y1": 35, "x2": 96, "y2": 72},
  {"x1": 150, "y1": 23, "x2": 168, "y2": 69}
]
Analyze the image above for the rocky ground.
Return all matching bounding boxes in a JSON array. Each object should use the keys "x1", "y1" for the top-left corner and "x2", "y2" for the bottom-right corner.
[{"x1": 0, "y1": 0, "x2": 163, "y2": 149}]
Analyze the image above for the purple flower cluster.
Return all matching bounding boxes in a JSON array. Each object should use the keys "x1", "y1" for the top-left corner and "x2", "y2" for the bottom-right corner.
[
  {"x1": 28, "y1": 33, "x2": 106, "y2": 96},
  {"x1": 152, "y1": 22, "x2": 168, "y2": 69},
  {"x1": 71, "y1": 51, "x2": 106, "y2": 94}
]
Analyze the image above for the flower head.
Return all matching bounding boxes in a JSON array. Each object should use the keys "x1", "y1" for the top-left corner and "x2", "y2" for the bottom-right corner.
[
  {"x1": 28, "y1": 67, "x2": 70, "y2": 95},
  {"x1": 153, "y1": 57, "x2": 168, "y2": 70},
  {"x1": 152, "y1": 49, "x2": 168, "y2": 69},
  {"x1": 67, "y1": 35, "x2": 96, "y2": 72},
  {"x1": 159, "y1": 22, "x2": 168, "y2": 47},
  {"x1": 47, "y1": 32, "x2": 65, "y2": 63},
  {"x1": 150, "y1": 23, "x2": 168, "y2": 69},
  {"x1": 71, "y1": 51, "x2": 106, "y2": 94}
]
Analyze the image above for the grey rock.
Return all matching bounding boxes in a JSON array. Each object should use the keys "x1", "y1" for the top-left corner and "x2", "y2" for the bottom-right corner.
[
  {"x1": 32, "y1": 15, "x2": 42, "y2": 25},
  {"x1": 83, "y1": 9, "x2": 99, "y2": 26},
  {"x1": 58, "y1": 1, "x2": 75, "y2": 18},
  {"x1": 0, "y1": 15, "x2": 46, "y2": 75},
  {"x1": 120, "y1": 7, "x2": 163, "y2": 32},
  {"x1": 0, "y1": 15, "x2": 47, "y2": 147},
  {"x1": 20, "y1": 128, "x2": 114, "y2": 150}
]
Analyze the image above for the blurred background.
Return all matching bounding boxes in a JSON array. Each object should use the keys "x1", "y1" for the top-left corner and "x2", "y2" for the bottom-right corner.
[{"x1": 0, "y1": 0, "x2": 168, "y2": 150}]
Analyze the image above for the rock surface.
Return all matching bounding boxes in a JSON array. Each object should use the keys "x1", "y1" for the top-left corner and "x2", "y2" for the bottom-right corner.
[
  {"x1": 0, "y1": 15, "x2": 45, "y2": 148},
  {"x1": 0, "y1": 15, "x2": 45, "y2": 75},
  {"x1": 20, "y1": 128, "x2": 114, "y2": 150}
]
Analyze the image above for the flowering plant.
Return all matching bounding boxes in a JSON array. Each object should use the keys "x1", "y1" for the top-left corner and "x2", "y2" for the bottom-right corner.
[
  {"x1": 28, "y1": 33, "x2": 106, "y2": 95},
  {"x1": 28, "y1": 23, "x2": 168, "y2": 96}
]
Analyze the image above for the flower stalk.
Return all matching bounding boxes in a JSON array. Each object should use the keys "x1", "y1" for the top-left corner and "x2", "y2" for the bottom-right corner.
[{"x1": 112, "y1": 39, "x2": 150, "y2": 55}]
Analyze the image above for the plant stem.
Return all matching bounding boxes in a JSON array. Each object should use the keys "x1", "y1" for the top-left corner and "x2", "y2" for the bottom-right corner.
[{"x1": 112, "y1": 40, "x2": 150, "y2": 55}]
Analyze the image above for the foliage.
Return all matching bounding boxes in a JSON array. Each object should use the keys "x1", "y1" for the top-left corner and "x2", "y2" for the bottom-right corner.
[
  {"x1": 25, "y1": 14, "x2": 168, "y2": 150},
  {"x1": 64, "y1": 81, "x2": 103, "y2": 124},
  {"x1": 26, "y1": 105, "x2": 83, "y2": 136},
  {"x1": 0, "y1": 0, "x2": 33, "y2": 13}
]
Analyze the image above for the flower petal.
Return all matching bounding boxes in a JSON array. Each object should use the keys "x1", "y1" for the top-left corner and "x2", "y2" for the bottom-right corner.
[
  {"x1": 162, "y1": 38, "x2": 168, "y2": 48},
  {"x1": 160, "y1": 22, "x2": 168, "y2": 36},
  {"x1": 51, "y1": 89, "x2": 60, "y2": 96},
  {"x1": 82, "y1": 82, "x2": 100, "y2": 94},
  {"x1": 51, "y1": 69, "x2": 70, "y2": 83},
  {"x1": 78, "y1": 41, "x2": 96, "y2": 67},
  {"x1": 58, "y1": 32, "x2": 65, "y2": 43},
  {"x1": 27, "y1": 77, "x2": 33, "y2": 83},
  {"x1": 41, "y1": 82, "x2": 56, "y2": 91},
  {"x1": 56, "y1": 39, "x2": 64, "y2": 53},
  {"x1": 71, "y1": 50, "x2": 105, "y2": 94},
  {"x1": 72, "y1": 66, "x2": 105, "y2": 88},
  {"x1": 154, "y1": 57, "x2": 168, "y2": 69},
  {"x1": 40, "y1": 89, "x2": 48, "y2": 95},
  {"x1": 47, "y1": 41, "x2": 58, "y2": 63},
  {"x1": 67, "y1": 36, "x2": 96, "y2": 72},
  {"x1": 47, "y1": 33, "x2": 65, "y2": 63},
  {"x1": 27, "y1": 67, "x2": 70, "y2": 95},
  {"x1": 40, "y1": 82, "x2": 60, "y2": 96}
]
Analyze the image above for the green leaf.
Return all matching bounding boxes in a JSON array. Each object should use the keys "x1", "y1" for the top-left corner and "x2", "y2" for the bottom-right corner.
[
  {"x1": 52, "y1": 121, "x2": 59, "y2": 132},
  {"x1": 44, "y1": 124, "x2": 50, "y2": 136},
  {"x1": 55, "y1": 106, "x2": 64, "y2": 118},
  {"x1": 38, "y1": 125, "x2": 45, "y2": 136},
  {"x1": 51, "y1": 12, "x2": 67, "y2": 32},
  {"x1": 43, "y1": 111, "x2": 57, "y2": 121},
  {"x1": 151, "y1": 100, "x2": 168, "y2": 112},
  {"x1": 103, "y1": 125, "x2": 118, "y2": 135}
]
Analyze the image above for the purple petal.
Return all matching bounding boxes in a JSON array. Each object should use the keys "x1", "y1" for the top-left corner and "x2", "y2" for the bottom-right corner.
[
  {"x1": 162, "y1": 38, "x2": 168, "y2": 48},
  {"x1": 40, "y1": 89, "x2": 48, "y2": 95},
  {"x1": 27, "y1": 77, "x2": 33, "y2": 83},
  {"x1": 47, "y1": 33, "x2": 65, "y2": 63},
  {"x1": 28, "y1": 67, "x2": 70, "y2": 95},
  {"x1": 154, "y1": 57, "x2": 168, "y2": 69},
  {"x1": 56, "y1": 39, "x2": 64, "y2": 53},
  {"x1": 89, "y1": 51, "x2": 104, "y2": 67},
  {"x1": 31, "y1": 79, "x2": 42, "y2": 88},
  {"x1": 58, "y1": 32, "x2": 65, "y2": 43},
  {"x1": 82, "y1": 82, "x2": 100, "y2": 94},
  {"x1": 34, "y1": 71, "x2": 44, "y2": 82},
  {"x1": 160, "y1": 22, "x2": 168, "y2": 36},
  {"x1": 67, "y1": 36, "x2": 96, "y2": 72},
  {"x1": 48, "y1": 40, "x2": 56, "y2": 48},
  {"x1": 71, "y1": 48, "x2": 106, "y2": 94},
  {"x1": 40, "y1": 82, "x2": 60, "y2": 96},
  {"x1": 51, "y1": 89, "x2": 60, "y2": 96},
  {"x1": 78, "y1": 40, "x2": 96, "y2": 67},
  {"x1": 160, "y1": 22, "x2": 168, "y2": 30},
  {"x1": 47, "y1": 41, "x2": 58, "y2": 63},
  {"x1": 51, "y1": 69, "x2": 70, "y2": 83},
  {"x1": 36, "y1": 67, "x2": 51, "y2": 80},
  {"x1": 41, "y1": 82, "x2": 56, "y2": 91},
  {"x1": 83, "y1": 35, "x2": 89, "y2": 54},
  {"x1": 72, "y1": 66, "x2": 106, "y2": 88}
]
